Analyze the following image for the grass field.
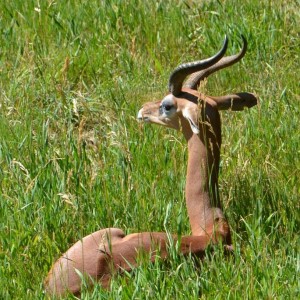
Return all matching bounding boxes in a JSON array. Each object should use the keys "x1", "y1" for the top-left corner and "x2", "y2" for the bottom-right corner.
[{"x1": 0, "y1": 0, "x2": 299, "y2": 298}]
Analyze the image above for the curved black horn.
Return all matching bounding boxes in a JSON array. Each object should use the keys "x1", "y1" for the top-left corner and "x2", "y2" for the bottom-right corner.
[
  {"x1": 168, "y1": 35, "x2": 228, "y2": 96},
  {"x1": 184, "y1": 35, "x2": 247, "y2": 90}
]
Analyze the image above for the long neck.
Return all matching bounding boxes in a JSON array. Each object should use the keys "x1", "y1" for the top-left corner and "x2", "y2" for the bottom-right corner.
[{"x1": 181, "y1": 111, "x2": 222, "y2": 236}]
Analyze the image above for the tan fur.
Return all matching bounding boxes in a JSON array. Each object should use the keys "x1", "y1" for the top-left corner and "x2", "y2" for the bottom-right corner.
[
  {"x1": 45, "y1": 41, "x2": 258, "y2": 296},
  {"x1": 45, "y1": 229, "x2": 219, "y2": 296},
  {"x1": 138, "y1": 89, "x2": 257, "y2": 237}
]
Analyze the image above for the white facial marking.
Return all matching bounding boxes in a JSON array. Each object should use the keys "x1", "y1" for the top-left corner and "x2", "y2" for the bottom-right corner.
[
  {"x1": 182, "y1": 107, "x2": 200, "y2": 134},
  {"x1": 137, "y1": 108, "x2": 151, "y2": 122},
  {"x1": 161, "y1": 94, "x2": 174, "y2": 104},
  {"x1": 160, "y1": 94, "x2": 176, "y2": 118},
  {"x1": 137, "y1": 109, "x2": 143, "y2": 120}
]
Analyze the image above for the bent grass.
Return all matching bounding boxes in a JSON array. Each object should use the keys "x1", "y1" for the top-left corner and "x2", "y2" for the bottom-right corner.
[{"x1": 0, "y1": 0, "x2": 299, "y2": 298}]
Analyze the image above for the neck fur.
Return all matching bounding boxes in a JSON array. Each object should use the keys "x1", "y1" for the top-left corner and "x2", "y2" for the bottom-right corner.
[{"x1": 181, "y1": 115, "x2": 222, "y2": 236}]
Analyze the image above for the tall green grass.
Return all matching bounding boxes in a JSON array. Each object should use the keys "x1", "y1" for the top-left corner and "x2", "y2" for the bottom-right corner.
[{"x1": 0, "y1": 0, "x2": 299, "y2": 298}]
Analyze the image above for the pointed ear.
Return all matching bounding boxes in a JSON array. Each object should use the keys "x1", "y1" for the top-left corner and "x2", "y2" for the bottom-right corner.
[{"x1": 182, "y1": 106, "x2": 200, "y2": 134}]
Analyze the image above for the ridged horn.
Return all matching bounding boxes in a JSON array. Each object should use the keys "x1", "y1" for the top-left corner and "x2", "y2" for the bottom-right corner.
[
  {"x1": 184, "y1": 35, "x2": 247, "y2": 90},
  {"x1": 168, "y1": 35, "x2": 228, "y2": 96}
]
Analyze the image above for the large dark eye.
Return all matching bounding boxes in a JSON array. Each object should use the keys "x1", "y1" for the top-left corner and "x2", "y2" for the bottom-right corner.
[
  {"x1": 160, "y1": 95, "x2": 175, "y2": 114},
  {"x1": 164, "y1": 104, "x2": 172, "y2": 111}
]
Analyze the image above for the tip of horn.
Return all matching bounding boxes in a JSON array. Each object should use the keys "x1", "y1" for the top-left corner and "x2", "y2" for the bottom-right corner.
[
  {"x1": 224, "y1": 34, "x2": 229, "y2": 44},
  {"x1": 240, "y1": 34, "x2": 248, "y2": 52},
  {"x1": 220, "y1": 34, "x2": 229, "y2": 55}
]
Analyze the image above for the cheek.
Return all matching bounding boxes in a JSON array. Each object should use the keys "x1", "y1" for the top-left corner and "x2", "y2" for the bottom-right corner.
[
  {"x1": 167, "y1": 116, "x2": 180, "y2": 130},
  {"x1": 162, "y1": 107, "x2": 177, "y2": 118}
]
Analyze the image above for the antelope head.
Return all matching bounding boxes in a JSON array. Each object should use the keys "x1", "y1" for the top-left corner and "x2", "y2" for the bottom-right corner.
[
  {"x1": 137, "y1": 94, "x2": 201, "y2": 134},
  {"x1": 137, "y1": 35, "x2": 257, "y2": 133}
]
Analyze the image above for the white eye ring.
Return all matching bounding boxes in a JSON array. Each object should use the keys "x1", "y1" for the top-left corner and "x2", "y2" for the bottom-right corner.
[{"x1": 160, "y1": 95, "x2": 175, "y2": 115}]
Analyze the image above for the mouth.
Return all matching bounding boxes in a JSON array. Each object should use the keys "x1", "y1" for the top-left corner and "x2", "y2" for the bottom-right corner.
[
  {"x1": 137, "y1": 116, "x2": 150, "y2": 123},
  {"x1": 137, "y1": 109, "x2": 150, "y2": 122}
]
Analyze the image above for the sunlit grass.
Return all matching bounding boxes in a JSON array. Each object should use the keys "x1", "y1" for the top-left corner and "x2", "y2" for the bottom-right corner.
[{"x1": 0, "y1": 0, "x2": 299, "y2": 298}]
